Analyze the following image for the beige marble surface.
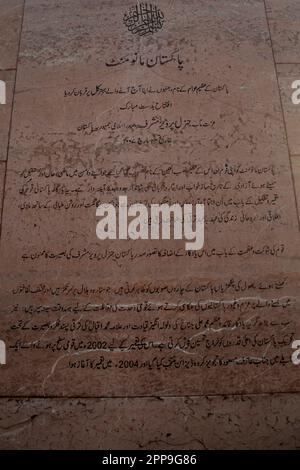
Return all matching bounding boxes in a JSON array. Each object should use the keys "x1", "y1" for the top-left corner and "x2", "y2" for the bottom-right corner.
[
  {"x1": 0, "y1": 394, "x2": 300, "y2": 449},
  {"x1": 266, "y1": 0, "x2": 300, "y2": 63},
  {"x1": 0, "y1": 0, "x2": 23, "y2": 70}
]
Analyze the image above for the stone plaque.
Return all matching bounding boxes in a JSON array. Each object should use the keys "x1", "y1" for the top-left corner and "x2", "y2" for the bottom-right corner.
[{"x1": 0, "y1": 0, "x2": 299, "y2": 397}]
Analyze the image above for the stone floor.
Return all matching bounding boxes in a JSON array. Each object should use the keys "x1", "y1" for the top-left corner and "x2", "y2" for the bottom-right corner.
[{"x1": 0, "y1": 0, "x2": 300, "y2": 449}]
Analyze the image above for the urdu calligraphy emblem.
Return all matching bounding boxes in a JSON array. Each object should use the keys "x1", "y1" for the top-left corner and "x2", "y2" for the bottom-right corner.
[{"x1": 123, "y1": 3, "x2": 165, "y2": 36}]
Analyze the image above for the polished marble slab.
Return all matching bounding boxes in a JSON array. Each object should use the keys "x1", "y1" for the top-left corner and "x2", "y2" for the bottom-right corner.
[
  {"x1": 0, "y1": 0, "x2": 299, "y2": 398},
  {"x1": 266, "y1": 0, "x2": 300, "y2": 63},
  {"x1": 0, "y1": 0, "x2": 23, "y2": 70}
]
